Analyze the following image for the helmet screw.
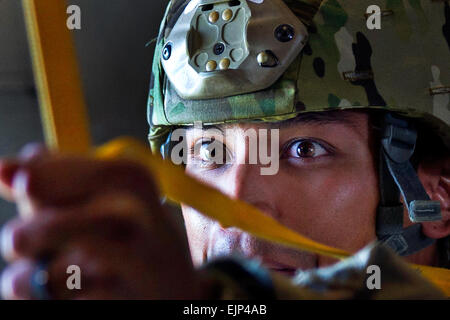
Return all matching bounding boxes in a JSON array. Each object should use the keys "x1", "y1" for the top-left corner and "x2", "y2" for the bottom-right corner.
[
  {"x1": 219, "y1": 58, "x2": 230, "y2": 70},
  {"x1": 257, "y1": 50, "x2": 279, "y2": 68},
  {"x1": 162, "y1": 43, "x2": 172, "y2": 60},
  {"x1": 213, "y1": 43, "x2": 225, "y2": 55},
  {"x1": 209, "y1": 11, "x2": 219, "y2": 23},
  {"x1": 222, "y1": 9, "x2": 233, "y2": 21},
  {"x1": 206, "y1": 60, "x2": 217, "y2": 72},
  {"x1": 257, "y1": 51, "x2": 269, "y2": 65},
  {"x1": 275, "y1": 24, "x2": 295, "y2": 42}
]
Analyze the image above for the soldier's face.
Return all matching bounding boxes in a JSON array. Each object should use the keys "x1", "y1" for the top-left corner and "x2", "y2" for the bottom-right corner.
[{"x1": 181, "y1": 111, "x2": 379, "y2": 275}]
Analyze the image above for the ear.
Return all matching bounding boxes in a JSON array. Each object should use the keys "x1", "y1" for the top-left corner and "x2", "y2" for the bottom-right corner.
[{"x1": 418, "y1": 155, "x2": 450, "y2": 239}]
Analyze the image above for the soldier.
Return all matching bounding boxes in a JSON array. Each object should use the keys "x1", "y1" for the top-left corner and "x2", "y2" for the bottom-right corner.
[{"x1": 0, "y1": 0, "x2": 448, "y2": 299}]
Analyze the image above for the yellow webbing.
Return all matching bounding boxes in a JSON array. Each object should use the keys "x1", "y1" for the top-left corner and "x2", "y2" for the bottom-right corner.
[
  {"x1": 22, "y1": 0, "x2": 91, "y2": 153},
  {"x1": 22, "y1": 0, "x2": 450, "y2": 297}
]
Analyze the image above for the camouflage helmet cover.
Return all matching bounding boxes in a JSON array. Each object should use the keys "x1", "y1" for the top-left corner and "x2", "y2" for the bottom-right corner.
[{"x1": 148, "y1": 0, "x2": 450, "y2": 153}]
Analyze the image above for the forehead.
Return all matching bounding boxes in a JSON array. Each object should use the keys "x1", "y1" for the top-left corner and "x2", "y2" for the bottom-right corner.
[{"x1": 187, "y1": 110, "x2": 370, "y2": 133}]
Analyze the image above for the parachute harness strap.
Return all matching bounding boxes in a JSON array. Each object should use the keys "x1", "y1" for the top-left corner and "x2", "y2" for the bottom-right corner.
[{"x1": 377, "y1": 113, "x2": 442, "y2": 256}]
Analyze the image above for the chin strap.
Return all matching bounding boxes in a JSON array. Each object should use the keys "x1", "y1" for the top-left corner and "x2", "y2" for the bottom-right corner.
[{"x1": 376, "y1": 113, "x2": 442, "y2": 256}]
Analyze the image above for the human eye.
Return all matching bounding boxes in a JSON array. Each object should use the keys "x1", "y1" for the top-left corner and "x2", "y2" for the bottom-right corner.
[
  {"x1": 282, "y1": 138, "x2": 333, "y2": 161},
  {"x1": 189, "y1": 138, "x2": 231, "y2": 169}
]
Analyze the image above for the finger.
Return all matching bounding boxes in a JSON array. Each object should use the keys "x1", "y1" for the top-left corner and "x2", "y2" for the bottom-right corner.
[
  {"x1": 42, "y1": 235, "x2": 145, "y2": 299},
  {"x1": 17, "y1": 143, "x2": 50, "y2": 161},
  {"x1": 0, "y1": 160, "x2": 19, "y2": 201},
  {"x1": 10, "y1": 156, "x2": 161, "y2": 218},
  {"x1": 1, "y1": 218, "x2": 26, "y2": 262},
  {"x1": 1, "y1": 238, "x2": 127, "y2": 300},
  {"x1": 46, "y1": 236, "x2": 165, "y2": 300},
  {"x1": 45, "y1": 240, "x2": 118, "y2": 299},
  {"x1": 0, "y1": 143, "x2": 50, "y2": 208},
  {"x1": 0, "y1": 259, "x2": 35, "y2": 300},
  {"x1": 1, "y1": 192, "x2": 155, "y2": 261},
  {"x1": 0, "y1": 251, "x2": 109, "y2": 300},
  {"x1": 0, "y1": 142, "x2": 50, "y2": 196},
  {"x1": 0, "y1": 143, "x2": 51, "y2": 199}
]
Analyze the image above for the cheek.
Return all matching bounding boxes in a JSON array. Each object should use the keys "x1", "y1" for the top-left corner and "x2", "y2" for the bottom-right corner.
[
  {"x1": 181, "y1": 204, "x2": 213, "y2": 266},
  {"x1": 182, "y1": 168, "x2": 236, "y2": 266},
  {"x1": 279, "y1": 161, "x2": 379, "y2": 252}
]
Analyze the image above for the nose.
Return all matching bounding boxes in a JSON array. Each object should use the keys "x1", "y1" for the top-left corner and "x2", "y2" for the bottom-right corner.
[{"x1": 222, "y1": 163, "x2": 281, "y2": 220}]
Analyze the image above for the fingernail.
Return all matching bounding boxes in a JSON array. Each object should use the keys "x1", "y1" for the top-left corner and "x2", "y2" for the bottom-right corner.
[
  {"x1": 11, "y1": 171, "x2": 36, "y2": 220},
  {"x1": 11, "y1": 170, "x2": 28, "y2": 198},
  {"x1": 0, "y1": 223, "x2": 21, "y2": 262},
  {"x1": 1, "y1": 261, "x2": 34, "y2": 300},
  {"x1": 19, "y1": 143, "x2": 48, "y2": 161}
]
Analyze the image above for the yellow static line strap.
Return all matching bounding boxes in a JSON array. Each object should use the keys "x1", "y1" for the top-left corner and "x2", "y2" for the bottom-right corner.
[
  {"x1": 22, "y1": 0, "x2": 91, "y2": 153},
  {"x1": 23, "y1": 0, "x2": 450, "y2": 297},
  {"x1": 412, "y1": 264, "x2": 450, "y2": 297}
]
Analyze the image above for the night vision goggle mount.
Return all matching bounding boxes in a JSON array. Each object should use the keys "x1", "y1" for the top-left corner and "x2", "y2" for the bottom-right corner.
[{"x1": 161, "y1": 0, "x2": 308, "y2": 100}]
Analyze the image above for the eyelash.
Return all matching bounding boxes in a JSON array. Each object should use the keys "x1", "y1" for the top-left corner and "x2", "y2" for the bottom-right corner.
[
  {"x1": 188, "y1": 137, "x2": 333, "y2": 169},
  {"x1": 189, "y1": 139, "x2": 230, "y2": 169},
  {"x1": 281, "y1": 138, "x2": 333, "y2": 160}
]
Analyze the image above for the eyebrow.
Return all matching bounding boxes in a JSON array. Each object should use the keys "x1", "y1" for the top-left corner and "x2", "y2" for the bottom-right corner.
[
  {"x1": 184, "y1": 111, "x2": 357, "y2": 132},
  {"x1": 268, "y1": 111, "x2": 355, "y2": 128}
]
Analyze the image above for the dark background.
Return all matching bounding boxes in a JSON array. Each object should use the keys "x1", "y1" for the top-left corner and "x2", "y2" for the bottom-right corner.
[{"x1": 0, "y1": 0, "x2": 168, "y2": 270}]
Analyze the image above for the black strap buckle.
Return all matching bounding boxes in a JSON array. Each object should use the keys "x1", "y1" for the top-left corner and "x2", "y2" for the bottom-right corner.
[
  {"x1": 382, "y1": 115, "x2": 417, "y2": 164},
  {"x1": 381, "y1": 114, "x2": 441, "y2": 223},
  {"x1": 377, "y1": 113, "x2": 441, "y2": 256},
  {"x1": 381, "y1": 224, "x2": 435, "y2": 256}
]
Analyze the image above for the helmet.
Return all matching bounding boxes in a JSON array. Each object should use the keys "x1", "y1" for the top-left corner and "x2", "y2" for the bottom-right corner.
[{"x1": 148, "y1": 0, "x2": 450, "y2": 257}]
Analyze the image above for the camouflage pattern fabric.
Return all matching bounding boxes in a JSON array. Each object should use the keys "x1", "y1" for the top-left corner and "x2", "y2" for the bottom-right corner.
[
  {"x1": 148, "y1": 0, "x2": 450, "y2": 152},
  {"x1": 286, "y1": 242, "x2": 446, "y2": 299},
  {"x1": 205, "y1": 243, "x2": 446, "y2": 299}
]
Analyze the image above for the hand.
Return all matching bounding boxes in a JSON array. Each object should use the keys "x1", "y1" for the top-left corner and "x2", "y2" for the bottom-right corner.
[{"x1": 0, "y1": 145, "x2": 209, "y2": 299}]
